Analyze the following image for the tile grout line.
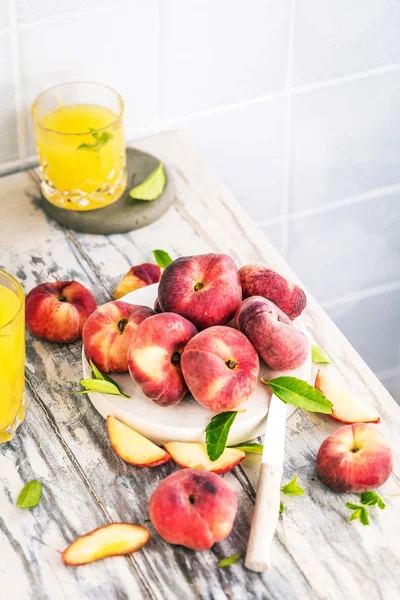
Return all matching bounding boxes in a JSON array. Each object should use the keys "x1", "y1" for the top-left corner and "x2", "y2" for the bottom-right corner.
[
  {"x1": 376, "y1": 366, "x2": 400, "y2": 380},
  {"x1": 281, "y1": 0, "x2": 296, "y2": 260},
  {"x1": 321, "y1": 279, "x2": 400, "y2": 310},
  {"x1": 9, "y1": 0, "x2": 27, "y2": 166},
  {"x1": 153, "y1": 0, "x2": 162, "y2": 125}
]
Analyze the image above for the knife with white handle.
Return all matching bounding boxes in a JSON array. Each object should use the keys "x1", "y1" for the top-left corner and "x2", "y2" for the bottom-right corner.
[{"x1": 245, "y1": 393, "x2": 286, "y2": 572}]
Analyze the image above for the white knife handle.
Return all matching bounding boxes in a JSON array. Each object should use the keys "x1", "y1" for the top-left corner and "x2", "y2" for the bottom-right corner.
[{"x1": 245, "y1": 463, "x2": 282, "y2": 572}]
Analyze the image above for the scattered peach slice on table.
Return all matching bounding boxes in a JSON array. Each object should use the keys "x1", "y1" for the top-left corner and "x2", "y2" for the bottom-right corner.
[
  {"x1": 107, "y1": 416, "x2": 171, "y2": 467},
  {"x1": 164, "y1": 442, "x2": 245, "y2": 474},
  {"x1": 315, "y1": 369, "x2": 380, "y2": 424},
  {"x1": 62, "y1": 523, "x2": 150, "y2": 566}
]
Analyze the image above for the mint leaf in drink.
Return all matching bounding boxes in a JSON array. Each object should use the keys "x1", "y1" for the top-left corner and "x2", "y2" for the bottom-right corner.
[
  {"x1": 228, "y1": 442, "x2": 263, "y2": 454},
  {"x1": 311, "y1": 345, "x2": 331, "y2": 364},
  {"x1": 16, "y1": 480, "x2": 42, "y2": 509},
  {"x1": 281, "y1": 475, "x2": 305, "y2": 496},
  {"x1": 205, "y1": 411, "x2": 245, "y2": 461},
  {"x1": 279, "y1": 501, "x2": 285, "y2": 514},
  {"x1": 360, "y1": 491, "x2": 386, "y2": 510},
  {"x1": 346, "y1": 502, "x2": 370, "y2": 525},
  {"x1": 217, "y1": 554, "x2": 241, "y2": 568},
  {"x1": 262, "y1": 376, "x2": 333, "y2": 414},
  {"x1": 129, "y1": 162, "x2": 166, "y2": 201},
  {"x1": 78, "y1": 128, "x2": 113, "y2": 152},
  {"x1": 152, "y1": 249, "x2": 173, "y2": 268}
]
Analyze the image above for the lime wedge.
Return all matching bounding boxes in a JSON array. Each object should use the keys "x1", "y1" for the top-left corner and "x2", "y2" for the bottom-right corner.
[{"x1": 129, "y1": 162, "x2": 166, "y2": 201}]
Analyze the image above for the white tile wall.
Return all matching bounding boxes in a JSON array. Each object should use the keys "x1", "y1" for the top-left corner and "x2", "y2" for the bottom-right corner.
[
  {"x1": 0, "y1": 0, "x2": 399, "y2": 401},
  {"x1": 293, "y1": 0, "x2": 400, "y2": 85},
  {"x1": 159, "y1": 0, "x2": 292, "y2": 119}
]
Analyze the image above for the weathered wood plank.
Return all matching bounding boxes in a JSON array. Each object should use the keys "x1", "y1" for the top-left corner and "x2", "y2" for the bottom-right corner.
[{"x1": 1, "y1": 132, "x2": 399, "y2": 600}]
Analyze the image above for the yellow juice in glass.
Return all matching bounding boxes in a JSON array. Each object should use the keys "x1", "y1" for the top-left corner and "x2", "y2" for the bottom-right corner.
[
  {"x1": 32, "y1": 83, "x2": 126, "y2": 211},
  {"x1": 0, "y1": 279, "x2": 25, "y2": 444}
]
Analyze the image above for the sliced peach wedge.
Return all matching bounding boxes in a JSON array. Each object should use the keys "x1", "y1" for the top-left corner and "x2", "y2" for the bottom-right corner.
[
  {"x1": 164, "y1": 442, "x2": 245, "y2": 474},
  {"x1": 107, "y1": 416, "x2": 171, "y2": 467},
  {"x1": 62, "y1": 523, "x2": 150, "y2": 566},
  {"x1": 315, "y1": 369, "x2": 380, "y2": 424}
]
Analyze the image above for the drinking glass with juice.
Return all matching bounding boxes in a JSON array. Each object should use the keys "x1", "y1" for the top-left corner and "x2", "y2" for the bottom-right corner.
[
  {"x1": 0, "y1": 271, "x2": 25, "y2": 444},
  {"x1": 31, "y1": 82, "x2": 126, "y2": 211}
]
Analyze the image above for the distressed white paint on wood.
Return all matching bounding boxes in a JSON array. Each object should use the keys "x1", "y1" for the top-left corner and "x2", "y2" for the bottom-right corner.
[{"x1": 0, "y1": 132, "x2": 399, "y2": 600}]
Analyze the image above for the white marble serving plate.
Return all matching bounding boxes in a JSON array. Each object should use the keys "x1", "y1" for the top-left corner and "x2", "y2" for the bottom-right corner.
[{"x1": 82, "y1": 283, "x2": 311, "y2": 444}]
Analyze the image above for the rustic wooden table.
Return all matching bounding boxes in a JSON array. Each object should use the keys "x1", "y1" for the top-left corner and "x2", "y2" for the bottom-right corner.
[{"x1": 1, "y1": 132, "x2": 399, "y2": 600}]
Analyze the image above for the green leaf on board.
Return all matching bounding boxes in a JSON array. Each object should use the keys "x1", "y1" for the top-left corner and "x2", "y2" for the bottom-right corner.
[
  {"x1": 345, "y1": 502, "x2": 370, "y2": 526},
  {"x1": 281, "y1": 475, "x2": 305, "y2": 496},
  {"x1": 360, "y1": 491, "x2": 386, "y2": 510},
  {"x1": 262, "y1": 376, "x2": 333, "y2": 414},
  {"x1": 152, "y1": 249, "x2": 173, "y2": 268},
  {"x1": 217, "y1": 554, "x2": 241, "y2": 568},
  {"x1": 311, "y1": 344, "x2": 331, "y2": 364},
  {"x1": 78, "y1": 129, "x2": 113, "y2": 152},
  {"x1": 228, "y1": 442, "x2": 263, "y2": 454},
  {"x1": 205, "y1": 411, "x2": 245, "y2": 462},
  {"x1": 279, "y1": 501, "x2": 285, "y2": 514},
  {"x1": 16, "y1": 480, "x2": 43, "y2": 509},
  {"x1": 129, "y1": 162, "x2": 166, "y2": 201},
  {"x1": 89, "y1": 360, "x2": 128, "y2": 396},
  {"x1": 73, "y1": 378, "x2": 130, "y2": 399}
]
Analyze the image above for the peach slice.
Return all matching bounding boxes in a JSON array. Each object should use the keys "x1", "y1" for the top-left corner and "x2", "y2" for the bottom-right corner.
[
  {"x1": 107, "y1": 416, "x2": 171, "y2": 467},
  {"x1": 62, "y1": 523, "x2": 150, "y2": 566},
  {"x1": 164, "y1": 442, "x2": 245, "y2": 474},
  {"x1": 315, "y1": 370, "x2": 380, "y2": 424}
]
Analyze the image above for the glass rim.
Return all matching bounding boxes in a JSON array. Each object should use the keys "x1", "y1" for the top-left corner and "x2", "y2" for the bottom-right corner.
[
  {"x1": 31, "y1": 81, "x2": 124, "y2": 136},
  {"x1": 0, "y1": 270, "x2": 25, "y2": 331}
]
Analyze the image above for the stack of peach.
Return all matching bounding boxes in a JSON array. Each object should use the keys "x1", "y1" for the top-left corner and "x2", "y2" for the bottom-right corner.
[{"x1": 85, "y1": 254, "x2": 308, "y2": 410}]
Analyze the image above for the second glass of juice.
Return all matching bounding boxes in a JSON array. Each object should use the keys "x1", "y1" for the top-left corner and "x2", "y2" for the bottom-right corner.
[
  {"x1": 31, "y1": 82, "x2": 126, "y2": 211},
  {"x1": 0, "y1": 270, "x2": 25, "y2": 444}
]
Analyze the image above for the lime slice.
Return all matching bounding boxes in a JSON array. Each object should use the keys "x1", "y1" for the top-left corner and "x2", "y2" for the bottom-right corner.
[{"x1": 129, "y1": 162, "x2": 166, "y2": 201}]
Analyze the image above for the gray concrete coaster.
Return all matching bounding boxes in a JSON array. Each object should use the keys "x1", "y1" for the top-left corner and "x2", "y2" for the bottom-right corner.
[{"x1": 40, "y1": 147, "x2": 175, "y2": 234}]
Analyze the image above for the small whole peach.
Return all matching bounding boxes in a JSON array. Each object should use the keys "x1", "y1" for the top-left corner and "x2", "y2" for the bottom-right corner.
[
  {"x1": 114, "y1": 263, "x2": 162, "y2": 300},
  {"x1": 239, "y1": 264, "x2": 306, "y2": 320},
  {"x1": 149, "y1": 469, "x2": 238, "y2": 550},
  {"x1": 181, "y1": 325, "x2": 259, "y2": 412},
  {"x1": 83, "y1": 301, "x2": 155, "y2": 373},
  {"x1": 128, "y1": 312, "x2": 198, "y2": 407},
  {"x1": 236, "y1": 296, "x2": 308, "y2": 370},
  {"x1": 26, "y1": 281, "x2": 97, "y2": 343},
  {"x1": 317, "y1": 423, "x2": 393, "y2": 493},
  {"x1": 158, "y1": 253, "x2": 242, "y2": 330}
]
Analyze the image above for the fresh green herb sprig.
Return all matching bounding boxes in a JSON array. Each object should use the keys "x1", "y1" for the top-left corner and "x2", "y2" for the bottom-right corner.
[
  {"x1": 78, "y1": 127, "x2": 113, "y2": 152},
  {"x1": 345, "y1": 491, "x2": 386, "y2": 526},
  {"x1": 73, "y1": 360, "x2": 130, "y2": 399},
  {"x1": 262, "y1": 376, "x2": 333, "y2": 414},
  {"x1": 228, "y1": 442, "x2": 263, "y2": 455},
  {"x1": 281, "y1": 475, "x2": 305, "y2": 496}
]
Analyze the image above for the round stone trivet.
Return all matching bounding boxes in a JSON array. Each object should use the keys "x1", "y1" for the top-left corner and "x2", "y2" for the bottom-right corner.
[{"x1": 40, "y1": 147, "x2": 175, "y2": 234}]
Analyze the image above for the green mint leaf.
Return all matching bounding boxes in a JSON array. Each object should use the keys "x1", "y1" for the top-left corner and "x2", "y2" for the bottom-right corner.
[
  {"x1": 281, "y1": 475, "x2": 305, "y2": 496},
  {"x1": 262, "y1": 376, "x2": 333, "y2": 414},
  {"x1": 152, "y1": 249, "x2": 173, "y2": 268},
  {"x1": 129, "y1": 162, "x2": 166, "y2": 201},
  {"x1": 78, "y1": 129, "x2": 113, "y2": 152},
  {"x1": 280, "y1": 501, "x2": 285, "y2": 514},
  {"x1": 311, "y1": 344, "x2": 331, "y2": 364},
  {"x1": 217, "y1": 554, "x2": 241, "y2": 568},
  {"x1": 360, "y1": 491, "x2": 386, "y2": 509},
  {"x1": 228, "y1": 442, "x2": 263, "y2": 454},
  {"x1": 360, "y1": 507, "x2": 370, "y2": 526},
  {"x1": 16, "y1": 480, "x2": 42, "y2": 508},
  {"x1": 205, "y1": 411, "x2": 245, "y2": 461},
  {"x1": 346, "y1": 502, "x2": 370, "y2": 525}
]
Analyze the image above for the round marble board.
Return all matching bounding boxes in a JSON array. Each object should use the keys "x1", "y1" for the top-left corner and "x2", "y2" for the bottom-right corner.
[{"x1": 82, "y1": 284, "x2": 312, "y2": 445}]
